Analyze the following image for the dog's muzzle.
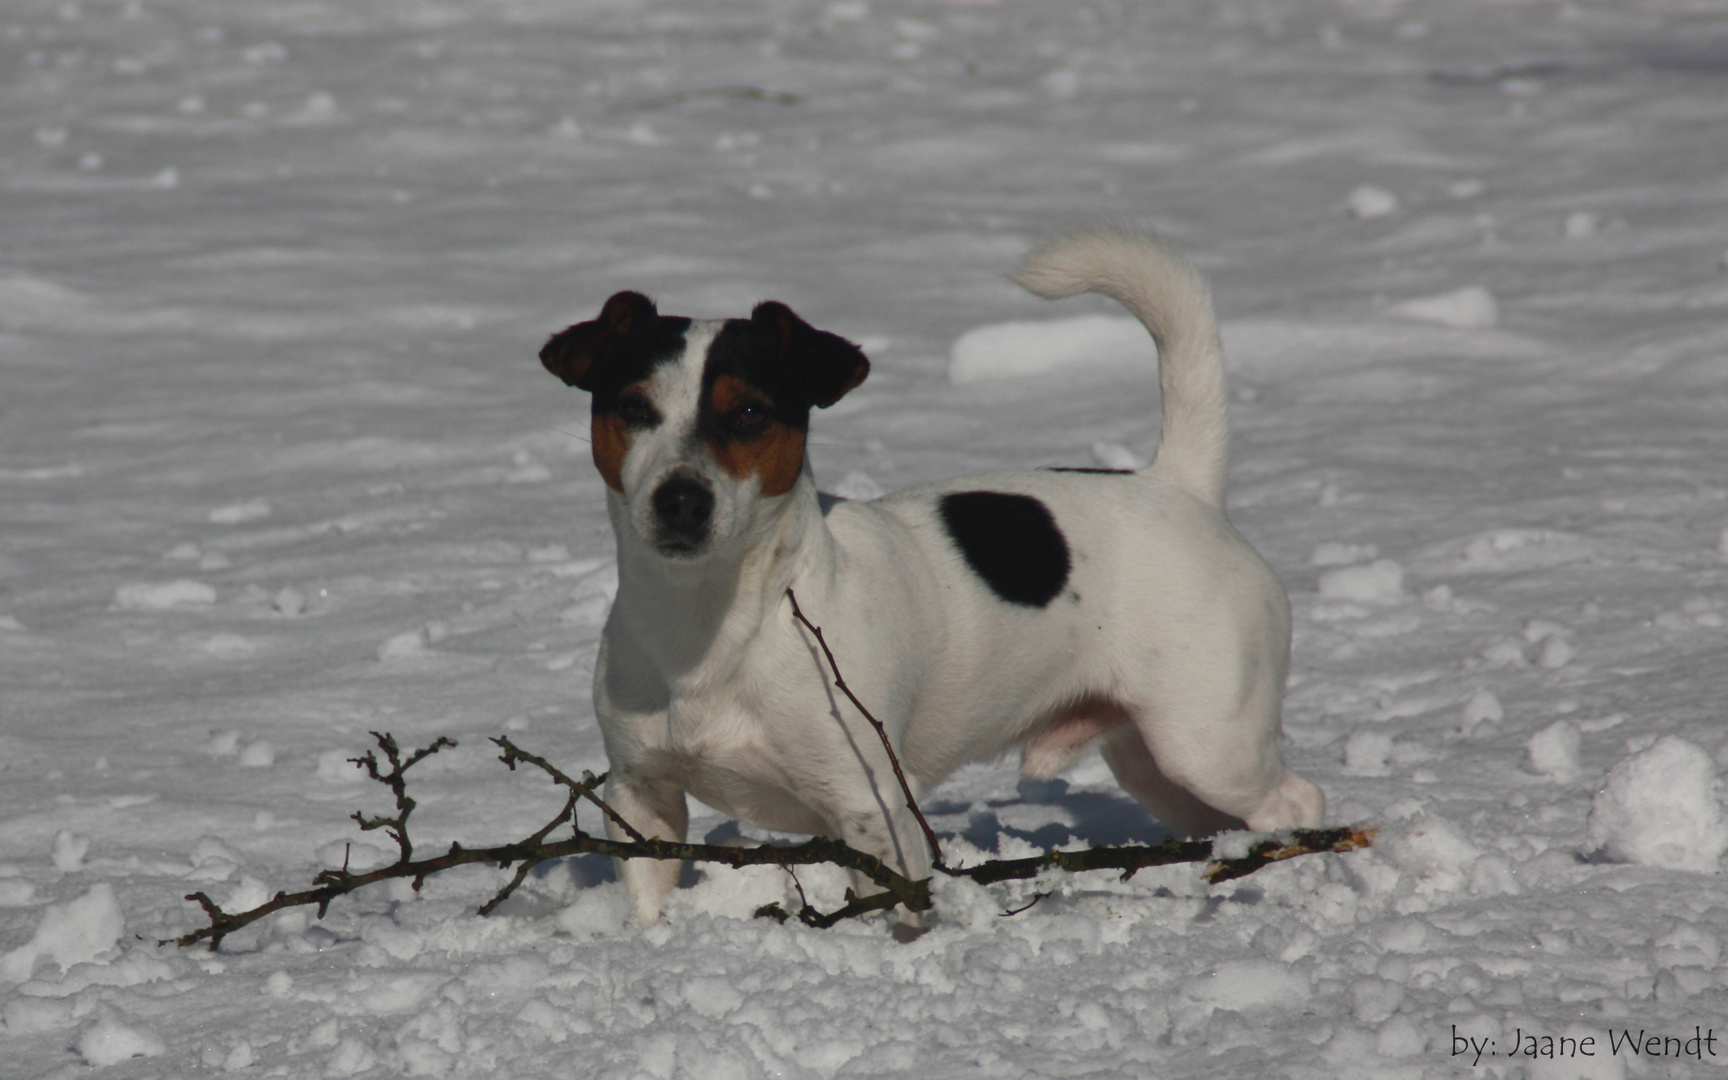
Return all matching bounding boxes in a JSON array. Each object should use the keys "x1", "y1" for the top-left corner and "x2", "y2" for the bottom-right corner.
[{"x1": 649, "y1": 471, "x2": 714, "y2": 554}]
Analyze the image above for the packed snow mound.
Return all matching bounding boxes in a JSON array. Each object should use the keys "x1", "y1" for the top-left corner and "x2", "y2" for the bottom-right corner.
[
  {"x1": 1178, "y1": 959, "x2": 1310, "y2": 1016},
  {"x1": 1345, "y1": 184, "x2": 1398, "y2": 220},
  {"x1": 113, "y1": 579, "x2": 217, "y2": 610},
  {"x1": 1390, "y1": 285, "x2": 1499, "y2": 330},
  {"x1": 948, "y1": 313, "x2": 1148, "y2": 383},
  {"x1": 1527, "y1": 720, "x2": 1583, "y2": 782},
  {"x1": 0, "y1": 883, "x2": 125, "y2": 984},
  {"x1": 1318, "y1": 559, "x2": 1406, "y2": 604},
  {"x1": 1384, "y1": 811, "x2": 1482, "y2": 887},
  {"x1": 75, "y1": 1010, "x2": 167, "y2": 1067},
  {"x1": 1587, "y1": 736, "x2": 1728, "y2": 873}
]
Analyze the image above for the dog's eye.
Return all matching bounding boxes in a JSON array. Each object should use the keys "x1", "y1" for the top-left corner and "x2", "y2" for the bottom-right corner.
[
  {"x1": 731, "y1": 403, "x2": 769, "y2": 431},
  {"x1": 618, "y1": 394, "x2": 656, "y2": 424}
]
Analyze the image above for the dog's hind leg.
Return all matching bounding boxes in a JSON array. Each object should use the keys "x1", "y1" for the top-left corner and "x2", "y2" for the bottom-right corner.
[
  {"x1": 1099, "y1": 727, "x2": 1245, "y2": 837},
  {"x1": 604, "y1": 771, "x2": 689, "y2": 926},
  {"x1": 1105, "y1": 702, "x2": 1324, "y2": 836}
]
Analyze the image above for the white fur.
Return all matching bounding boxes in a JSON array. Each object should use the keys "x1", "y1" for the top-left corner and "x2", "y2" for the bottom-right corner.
[{"x1": 583, "y1": 229, "x2": 1324, "y2": 926}]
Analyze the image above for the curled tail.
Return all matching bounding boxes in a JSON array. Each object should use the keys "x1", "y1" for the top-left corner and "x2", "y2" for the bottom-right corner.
[{"x1": 1014, "y1": 228, "x2": 1230, "y2": 509}]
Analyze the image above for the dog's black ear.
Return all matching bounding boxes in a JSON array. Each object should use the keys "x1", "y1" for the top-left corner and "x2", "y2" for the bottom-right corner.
[
  {"x1": 750, "y1": 301, "x2": 869, "y2": 408},
  {"x1": 540, "y1": 291, "x2": 658, "y2": 390}
]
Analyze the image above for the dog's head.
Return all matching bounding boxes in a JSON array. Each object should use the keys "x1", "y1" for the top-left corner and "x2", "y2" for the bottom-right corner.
[{"x1": 541, "y1": 291, "x2": 868, "y2": 562}]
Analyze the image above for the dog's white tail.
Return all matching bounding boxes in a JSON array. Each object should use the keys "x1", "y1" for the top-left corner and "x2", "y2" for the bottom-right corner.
[{"x1": 1014, "y1": 228, "x2": 1229, "y2": 509}]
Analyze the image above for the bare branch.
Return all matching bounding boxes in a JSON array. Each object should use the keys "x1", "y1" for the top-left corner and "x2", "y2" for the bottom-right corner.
[
  {"x1": 168, "y1": 734, "x2": 934, "y2": 950},
  {"x1": 1203, "y1": 825, "x2": 1377, "y2": 882},
  {"x1": 939, "y1": 825, "x2": 1376, "y2": 888},
  {"x1": 785, "y1": 588, "x2": 943, "y2": 869},
  {"x1": 168, "y1": 637, "x2": 1372, "y2": 949}
]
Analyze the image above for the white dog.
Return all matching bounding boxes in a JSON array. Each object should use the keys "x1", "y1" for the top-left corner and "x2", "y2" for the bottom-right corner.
[{"x1": 540, "y1": 229, "x2": 1324, "y2": 925}]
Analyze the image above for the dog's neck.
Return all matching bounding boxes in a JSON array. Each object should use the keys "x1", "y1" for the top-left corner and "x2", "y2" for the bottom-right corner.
[{"x1": 610, "y1": 474, "x2": 832, "y2": 685}]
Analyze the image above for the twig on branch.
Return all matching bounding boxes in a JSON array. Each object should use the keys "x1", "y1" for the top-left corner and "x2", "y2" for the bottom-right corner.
[
  {"x1": 785, "y1": 588, "x2": 944, "y2": 869},
  {"x1": 1000, "y1": 892, "x2": 1049, "y2": 917},
  {"x1": 348, "y1": 732, "x2": 455, "y2": 864},
  {"x1": 493, "y1": 736, "x2": 646, "y2": 844}
]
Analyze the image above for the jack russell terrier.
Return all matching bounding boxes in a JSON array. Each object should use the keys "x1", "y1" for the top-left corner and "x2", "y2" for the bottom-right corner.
[{"x1": 540, "y1": 228, "x2": 1324, "y2": 926}]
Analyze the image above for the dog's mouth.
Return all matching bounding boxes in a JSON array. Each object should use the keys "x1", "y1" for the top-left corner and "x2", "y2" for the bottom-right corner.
[{"x1": 651, "y1": 536, "x2": 706, "y2": 558}]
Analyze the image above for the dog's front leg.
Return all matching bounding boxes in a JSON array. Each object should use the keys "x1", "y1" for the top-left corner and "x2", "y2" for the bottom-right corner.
[
  {"x1": 604, "y1": 769, "x2": 688, "y2": 926},
  {"x1": 830, "y1": 804, "x2": 935, "y2": 932}
]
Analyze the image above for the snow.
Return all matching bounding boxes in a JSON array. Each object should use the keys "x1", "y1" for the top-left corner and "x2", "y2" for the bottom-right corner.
[
  {"x1": 74, "y1": 1010, "x2": 169, "y2": 1068},
  {"x1": 3, "y1": 0, "x2": 1728, "y2": 1076},
  {"x1": 1317, "y1": 557, "x2": 1407, "y2": 603},
  {"x1": 111, "y1": 578, "x2": 218, "y2": 610},
  {"x1": 1390, "y1": 284, "x2": 1502, "y2": 330},
  {"x1": 948, "y1": 313, "x2": 1147, "y2": 383},
  {"x1": 1527, "y1": 719, "x2": 1584, "y2": 782},
  {"x1": 0, "y1": 884, "x2": 125, "y2": 985},
  {"x1": 1587, "y1": 737, "x2": 1728, "y2": 874},
  {"x1": 1345, "y1": 184, "x2": 1399, "y2": 221}
]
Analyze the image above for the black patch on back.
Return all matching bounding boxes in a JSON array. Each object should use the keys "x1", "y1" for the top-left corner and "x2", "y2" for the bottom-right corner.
[
  {"x1": 939, "y1": 491, "x2": 1071, "y2": 608},
  {"x1": 1044, "y1": 467, "x2": 1133, "y2": 475}
]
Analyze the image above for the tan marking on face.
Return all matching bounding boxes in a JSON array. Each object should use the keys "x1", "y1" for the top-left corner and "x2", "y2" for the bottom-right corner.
[
  {"x1": 706, "y1": 375, "x2": 806, "y2": 497},
  {"x1": 591, "y1": 411, "x2": 631, "y2": 492}
]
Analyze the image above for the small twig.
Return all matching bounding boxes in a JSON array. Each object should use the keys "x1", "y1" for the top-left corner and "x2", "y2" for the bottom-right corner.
[
  {"x1": 493, "y1": 736, "x2": 646, "y2": 843},
  {"x1": 786, "y1": 588, "x2": 943, "y2": 869},
  {"x1": 347, "y1": 732, "x2": 456, "y2": 864},
  {"x1": 765, "y1": 887, "x2": 907, "y2": 930},
  {"x1": 1000, "y1": 892, "x2": 1049, "y2": 917}
]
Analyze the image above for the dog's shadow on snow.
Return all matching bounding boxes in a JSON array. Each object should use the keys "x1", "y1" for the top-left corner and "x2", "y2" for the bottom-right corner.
[
  {"x1": 545, "y1": 778, "x2": 1168, "y2": 893},
  {"x1": 927, "y1": 777, "x2": 1173, "y2": 854}
]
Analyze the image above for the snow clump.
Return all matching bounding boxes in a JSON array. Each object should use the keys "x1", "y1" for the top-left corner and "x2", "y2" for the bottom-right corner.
[
  {"x1": 1343, "y1": 730, "x2": 1394, "y2": 776},
  {"x1": 113, "y1": 579, "x2": 216, "y2": 610},
  {"x1": 1526, "y1": 720, "x2": 1582, "y2": 781},
  {"x1": 1345, "y1": 184, "x2": 1398, "y2": 220},
  {"x1": 0, "y1": 883, "x2": 125, "y2": 984},
  {"x1": 949, "y1": 314, "x2": 1146, "y2": 383},
  {"x1": 1390, "y1": 285, "x2": 1499, "y2": 330},
  {"x1": 830, "y1": 469, "x2": 883, "y2": 501},
  {"x1": 51, "y1": 829, "x2": 90, "y2": 872},
  {"x1": 1586, "y1": 736, "x2": 1728, "y2": 873},
  {"x1": 1090, "y1": 440, "x2": 1144, "y2": 470},
  {"x1": 1460, "y1": 689, "x2": 1504, "y2": 735},
  {"x1": 208, "y1": 498, "x2": 272, "y2": 524},
  {"x1": 75, "y1": 1010, "x2": 167, "y2": 1067},
  {"x1": 1317, "y1": 558, "x2": 1405, "y2": 603},
  {"x1": 1310, "y1": 540, "x2": 1377, "y2": 566}
]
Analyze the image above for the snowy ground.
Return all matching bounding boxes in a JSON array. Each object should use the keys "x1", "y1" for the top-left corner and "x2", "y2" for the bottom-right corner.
[{"x1": 4, "y1": 0, "x2": 1728, "y2": 1076}]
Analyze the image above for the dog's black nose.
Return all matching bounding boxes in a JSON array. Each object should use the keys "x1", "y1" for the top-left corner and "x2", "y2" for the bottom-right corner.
[{"x1": 651, "y1": 475, "x2": 714, "y2": 543}]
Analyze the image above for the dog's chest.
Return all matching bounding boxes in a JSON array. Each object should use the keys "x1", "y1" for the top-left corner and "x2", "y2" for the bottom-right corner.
[{"x1": 636, "y1": 681, "x2": 825, "y2": 827}]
